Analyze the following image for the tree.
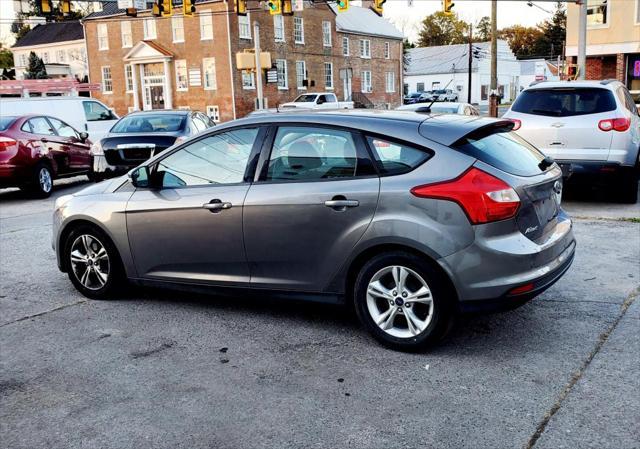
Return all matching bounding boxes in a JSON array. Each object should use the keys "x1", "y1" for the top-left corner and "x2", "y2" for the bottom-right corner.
[
  {"x1": 475, "y1": 16, "x2": 491, "y2": 42},
  {"x1": 416, "y1": 11, "x2": 469, "y2": 47},
  {"x1": 11, "y1": 0, "x2": 91, "y2": 41},
  {"x1": 499, "y1": 25, "x2": 545, "y2": 59},
  {"x1": 536, "y1": 1, "x2": 566, "y2": 58},
  {"x1": 0, "y1": 48, "x2": 14, "y2": 69},
  {"x1": 24, "y1": 51, "x2": 47, "y2": 79}
]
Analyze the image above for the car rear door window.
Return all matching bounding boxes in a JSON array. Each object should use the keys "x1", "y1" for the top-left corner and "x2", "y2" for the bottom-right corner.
[
  {"x1": 266, "y1": 126, "x2": 370, "y2": 182},
  {"x1": 156, "y1": 128, "x2": 258, "y2": 188},
  {"x1": 48, "y1": 117, "x2": 79, "y2": 139},
  {"x1": 511, "y1": 88, "x2": 616, "y2": 117},
  {"x1": 366, "y1": 136, "x2": 431, "y2": 175},
  {"x1": 25, "y1": 117, "x2": 56, "y2": 135}
]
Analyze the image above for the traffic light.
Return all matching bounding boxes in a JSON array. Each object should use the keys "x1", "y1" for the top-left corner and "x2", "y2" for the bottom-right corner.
[
  {"x1": 183, "y1": 0, "x2": 196, "y2": 16},
  {"x1": 282, "y1": 0, "x2": 293, "y2": 15},
  {"x1": 60, "y1": 0, "x2": 71, "y2": 16},
  {"x1": 370, "y1": 0, "x2": 386, "y2": 17},
  {"x1": 39, "y1": 0, "x2": 52, "y2": 15},
  {"x1": 267, "y1": 0, "x2": 281, "y2": 15},
  {"x1": 235, "y1": 0, "x2": 247, "y2": 16},
  {"x1": 443, "y1": 0, "x2": 454, "y2": 15},
  {"x1": 153, "y1": 0, "x2": 172, "y2": 17},
  {"x1": 125, "y1": 7, "x2": 137, "y2": 17},
  {"x1": 336, "y1": 0, "x2": 348, "y2": 12}
]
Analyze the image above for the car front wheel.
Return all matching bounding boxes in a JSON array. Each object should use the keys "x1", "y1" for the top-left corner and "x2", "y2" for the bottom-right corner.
[
  {"x1": 353, "y1": 252, "x2": 454, "y2": 351},
  {"x1": 23, "y1": 162, "x2": 53, "y2": 197}
]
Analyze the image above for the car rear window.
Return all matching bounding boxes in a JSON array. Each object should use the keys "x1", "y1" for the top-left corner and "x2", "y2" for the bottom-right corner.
[
  {"x1": 0, "y1": 116, "x2": 16, "y2": 130},
  {"x1": 110, "y1": 114, "x2": 186, "y2": 133},
  {"x1": 511, "y1": 88, "x2": 617, "y2": 117},
  {"x1": 454, "y1": 126, "x2": 546, "y2": 177}
]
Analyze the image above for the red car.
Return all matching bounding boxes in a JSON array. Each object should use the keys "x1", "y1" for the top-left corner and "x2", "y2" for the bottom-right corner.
[{"x1": 0, "y1": 114, "x2": 92, "y2": 197}]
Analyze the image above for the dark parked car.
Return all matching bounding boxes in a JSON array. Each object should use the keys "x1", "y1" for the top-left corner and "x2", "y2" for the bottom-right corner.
[
  {"x1": 90, "y1": 110, "x2": 215, "y2": 180},
  {"x1": 403, "y1": 93, "x2": 423, "y2": 105},
  {"x1": 0, "y1": 115, "x2": 91, "y2": 197},
  {"x1": 53, "y1": 111, "x2": 575, "y2": 351}
]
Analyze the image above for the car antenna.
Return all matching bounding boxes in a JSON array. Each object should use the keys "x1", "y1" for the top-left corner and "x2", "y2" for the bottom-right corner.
[{"x1": 423, "y1": 79, "x2": 454, "y2": 113}]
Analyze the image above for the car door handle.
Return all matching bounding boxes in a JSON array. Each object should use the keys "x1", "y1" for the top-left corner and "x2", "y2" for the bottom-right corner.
[
  {"x1": 41, "y1": 138, "x2": 49, "y2": 143},
  {"x1": 324, "y1": 199, "x2": 359, "y2": 208},
  {"x1": 203, "y1": 199, "x2": 232, "y2": 212}
]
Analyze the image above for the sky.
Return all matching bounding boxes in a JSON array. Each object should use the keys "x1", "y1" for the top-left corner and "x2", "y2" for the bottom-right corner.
[{"x1": 0, "y1": 0, "x2": 553, "y2": 47}]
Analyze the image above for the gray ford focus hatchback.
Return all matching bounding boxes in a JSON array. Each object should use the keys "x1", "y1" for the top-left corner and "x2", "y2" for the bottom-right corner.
[{"x1": 53, "y1": 111, "x2": 575, "y2": 350}]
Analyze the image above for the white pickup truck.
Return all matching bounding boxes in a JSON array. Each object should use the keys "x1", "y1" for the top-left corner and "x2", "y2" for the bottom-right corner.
[{"x1": 280, "y1": 93, "x2": 354, "y2": 110}]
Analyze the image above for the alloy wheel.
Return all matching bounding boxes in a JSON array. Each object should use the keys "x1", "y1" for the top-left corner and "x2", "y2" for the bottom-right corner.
[
  {"x1": 70, "y1": 234, "x2": 110, "y2": 290},
  {"x1": 366, "y1": 265, "x2": 434, "y2": 338},
  {"x1": 39, "y1": 167, "x2": 52, "y2": 193}
]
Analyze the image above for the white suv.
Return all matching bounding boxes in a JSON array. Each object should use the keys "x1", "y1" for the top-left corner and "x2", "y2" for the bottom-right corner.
[{"x1": 504, "y1": 80, "x2": 640, "y2": 203}]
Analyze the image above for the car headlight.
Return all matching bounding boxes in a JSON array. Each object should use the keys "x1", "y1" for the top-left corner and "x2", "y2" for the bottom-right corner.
[{"x1": 90, "y1": 141, "x2": 104, "y2": 156}]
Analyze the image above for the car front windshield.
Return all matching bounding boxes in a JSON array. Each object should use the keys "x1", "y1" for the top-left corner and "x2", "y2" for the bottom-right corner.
[
  {"x1": 110, "y1": 114, "x2": 186, "y2": 133},
  {"x1": 294, "y1": 95, "x2": 318, "y2": 103}
]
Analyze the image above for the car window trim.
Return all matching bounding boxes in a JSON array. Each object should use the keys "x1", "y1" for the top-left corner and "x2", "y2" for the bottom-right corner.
[
  {"x1": 254, "y1": 122, "x2": 378, "y2": 185},
  {"x1": 144, "y1": 124, "x2": 267, "y2": 190},
  {"x1": 363, "y1": 132, "x2": 434, "y2": 177}
]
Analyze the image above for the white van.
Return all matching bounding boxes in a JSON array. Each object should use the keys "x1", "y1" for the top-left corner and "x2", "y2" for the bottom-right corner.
[{"x1": 0, "y1": 97, "x2": 119, "y2": 142}]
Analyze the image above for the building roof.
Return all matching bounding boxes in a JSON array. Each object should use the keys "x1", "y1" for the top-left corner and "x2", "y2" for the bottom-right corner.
[
  {"x1": 328, "y1": 4, "x2": 403, "y2": 39},
  {"x1": 405, "y1": 40, "x2": 514, "y2": 76},
  {"x1": 84, "y1": 0, "x2": 213, "y2": 19},
  {"x1": 12, "y1": 21, "x2": 84, "y2": 48}
]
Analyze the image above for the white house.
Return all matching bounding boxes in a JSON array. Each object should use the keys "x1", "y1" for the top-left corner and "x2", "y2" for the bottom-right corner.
[
  {"x1": 404, "y1": 40, "x2": 521, "y2": 105},
  {"x1": 518, "y1": 59, "x2": 560, "y2": 91},
  {"x1": 11, "y1": 21, "x2": 88, "y2": 81}
]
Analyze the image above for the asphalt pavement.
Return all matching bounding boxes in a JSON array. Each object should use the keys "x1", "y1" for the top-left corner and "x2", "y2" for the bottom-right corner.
[{"x1": 1, "y1": 177, "x2": 638, "y2": 449}]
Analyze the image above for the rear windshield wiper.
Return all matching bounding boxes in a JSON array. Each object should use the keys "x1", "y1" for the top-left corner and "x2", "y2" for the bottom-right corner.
[{"x1": 538, "y1": 156, "x2": 555, "y2": 171}]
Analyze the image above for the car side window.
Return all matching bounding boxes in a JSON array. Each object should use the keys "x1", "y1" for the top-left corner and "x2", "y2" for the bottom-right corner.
[
  {"x1": 155, "y1": 128, "x2": 258, "y2": 188},
  {"x1": 83, "y1": 101, "x2": 113, "y2": 122},
  {"x1": 48, "y1": 117, "x2": 79, "y2": 139},
  {"x1": 366, "y1": 136, "x2": 431, "y2": 176},
  {"x1": 266, "y1": 126, "x2": 367, "y2": 182},
  {"x1": 622, "y1": 88, "x2": 639, "y2": 116},
  {"x1": 26, "y1": 117, "x2": 56, "y2": 136}
]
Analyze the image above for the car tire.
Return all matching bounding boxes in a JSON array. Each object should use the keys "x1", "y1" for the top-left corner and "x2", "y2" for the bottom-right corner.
[
  {"x1": 64, "y1": 225, "x2": 124, "y2": 300},
  {"x1": 353, "y1": 251, "x2": 454, "y2": 351},
  {"x1": 619, "y1": 171, "x2": 639, "y2": 204},
  {"x1": 24, "y1": 162, "x2": 53, "y2": 198}
]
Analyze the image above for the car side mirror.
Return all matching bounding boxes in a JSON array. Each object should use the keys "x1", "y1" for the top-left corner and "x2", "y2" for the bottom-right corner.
[
  {"x1": 129, "y1": 166, "x2": 151, "y2": 188},
  {"x1": 79, "y1": 131, "x2": 89, "y2": 142}
]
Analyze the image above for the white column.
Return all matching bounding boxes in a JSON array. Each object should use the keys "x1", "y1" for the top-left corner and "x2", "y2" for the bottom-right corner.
[
  {"x1": 163, "y1": 58, "x2": 172, "y2": 110},
  {"x1": 131, "y1": 63, "x2": 140, "y2": 111},
  {"x1": 139, "y1": 64, "x2": 147, "y2": 110}
]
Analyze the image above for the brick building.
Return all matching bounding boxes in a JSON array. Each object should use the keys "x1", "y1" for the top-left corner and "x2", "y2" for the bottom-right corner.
[{"x1": 82, "y1": 0, "x2": 403, "y2": 122}]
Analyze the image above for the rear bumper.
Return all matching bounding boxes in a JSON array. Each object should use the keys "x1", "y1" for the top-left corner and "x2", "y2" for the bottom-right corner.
[
  {"x1": 0, "y1": 164, "x2": 30, "y2": 187},
  {"x1": 92, "y1": 155, "x2": 132, "y2": 178}
]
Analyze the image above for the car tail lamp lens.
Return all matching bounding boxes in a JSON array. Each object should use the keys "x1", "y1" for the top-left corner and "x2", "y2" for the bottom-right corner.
[
  {"x1": 410, "y1": 167, "x2": 520, "y2": 224},
  {"x1": 598, "y1": 117, "x2": 631, "y2": 132},
  {"x1": 508, "y1": 118, "x2": 522, "y2": 131},
  {"x1": 0, "y1": 137, "x2": 17, "y2": 151},
  {"x1": 508, "y1": 282, "x2": 535, "y2": 296}
]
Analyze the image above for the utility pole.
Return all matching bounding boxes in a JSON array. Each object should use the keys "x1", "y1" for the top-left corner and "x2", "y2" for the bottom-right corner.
[
  {"x1": 253, "y1": 21, "x2": 264, "y2": 110},
  {"x1": 577, "y1": 0, "x2": 587, "y2": 79},
  {"x1": 489, "y1": 0, "x2": 498, "y2": 117},
  {"x1": 467, "y1": 23, "x2": 472, "y2": 104}
]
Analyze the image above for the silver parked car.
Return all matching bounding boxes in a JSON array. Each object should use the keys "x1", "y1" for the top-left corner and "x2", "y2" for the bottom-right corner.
[
  {"x1": 53, "y1": 111, "x2": 575, "y2": 350},
  {"x1": 504, "y1": 80, "x2": 640, "y2": 203},
  {"x1": 397, "y1": 102, "x2": 480, "y2": 116}
]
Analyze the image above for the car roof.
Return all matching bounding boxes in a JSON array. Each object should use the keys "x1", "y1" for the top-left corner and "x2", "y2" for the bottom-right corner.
[
  {"x1": 215, "y1": 109, "x2": 511, "y2": 147},
  {"x1": 524, "y1": 80, "x2": 621, "y2": 91}
]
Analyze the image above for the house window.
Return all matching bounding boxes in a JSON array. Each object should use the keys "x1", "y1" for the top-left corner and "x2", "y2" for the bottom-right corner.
[
  {"x1": 587, "y1": 0, "x2": 608, "y2": 27},
  {"x1": 384, "y1": 42, "x2": 390, "y2": 59},
  {"x1": 121, "y1": 21, "x2": 132, "y2": 48},
  {"x1": 276, "y1": 59, "x2": 288, "y2": 89},
  {"x1": 17, "y1": 53, "x2": 26, "y2": 67},
  {"x1": 200, "y1": 11, "x2": 213, "y2": 40},
  {"x1": 203, "y1": 57, "x2": 217, "y2": 90},
  {"x1": 416, "y1": 82, "x2": 425, "y2": 92},
  {"x1": 124, "y1": 64, "x2": 133, "y2": 92},
  {"x1": 636, "y1": 0, "x2": 640, "y2": 24},
  {"x1": 56, "y1": 49, "x2": 65, "y2": 63},
  {"x1": 175, "y1": 59, "x2": 188, "y2": 91},
  {"x1": 324, "y1": 62, "x2": 333, "y2": 89},
  {"x1": 172, "y1": 16, "x2": 185, "y2": 42},
  {"x1": 342, "y1": 36, "x2": 349, "y2": 56},
  {"x1": 361, "y1": 71, "x2": 372, "y2": 93},
  {"x1": 322, "y1": 21, "x2": 331, "y2": 47},
  {"x1": 206, "y1": 105, "x2": 220, "y2": 123},
  {"x1": 242, "y1": 71, "x2": 255, "y2": 89},
  {"x1": 239, "y1": 14, "x2": 251, "y2": 39},
  {"x1": 296, "y1": 61, "x2": 306, "y2": 90},
  {"x1": 274, "y1": 14, "x2": 285, "y2": 42},
  {"x1": 143, "y1": 18, "x2": 157, "y2": 39},
  {"x1": 385, "y1": 72, "x2": 395, "y2": 93},
  {"x1": 42, "y1": 52, "x2": 49, "y2": 63},
  {"x1": 101, "y1": 66, "x2": 113, "y2": 93},
  {"x1": 294, "y1": 17, "x2": 304, "y2": 44},
  {"x1": 97, "y1": 23, "x2": 108, "y2": 50},
  {"x1": 359, "y1": 39, "x2": 371, "y2": 58}
]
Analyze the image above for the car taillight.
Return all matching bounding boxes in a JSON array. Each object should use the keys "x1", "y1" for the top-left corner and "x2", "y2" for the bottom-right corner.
[
  {"x1": 507, "y1": 118, "x2": 522, "y2": 131},
  {"x1": 0, "y1": 137, "x2": 17, "y2": 151},
  {"x1": 410, "y1": 167, "x2": 520, "y2": 224},
  {"x1": 598, "y1": 117, "x2": 631, "y2": 132}
]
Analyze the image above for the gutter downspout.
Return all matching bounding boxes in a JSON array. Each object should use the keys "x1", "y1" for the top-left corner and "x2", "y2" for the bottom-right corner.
[{"x1": 225, "y1": 0, "x2": 237, "y2": 120}]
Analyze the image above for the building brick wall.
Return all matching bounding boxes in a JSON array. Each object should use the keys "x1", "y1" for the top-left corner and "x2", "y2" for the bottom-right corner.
[
  {"x1": 84, "y1": 0, "x2": 402, "y2": 121},
  {"x1": 584, "y1": 56, "x2": 618, "y2": 80}
]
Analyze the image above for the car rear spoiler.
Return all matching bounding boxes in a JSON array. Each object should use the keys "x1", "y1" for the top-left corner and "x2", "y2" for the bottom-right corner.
[{"x1": 418, "y1": 116, "x2": 515, "y2": 147}]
